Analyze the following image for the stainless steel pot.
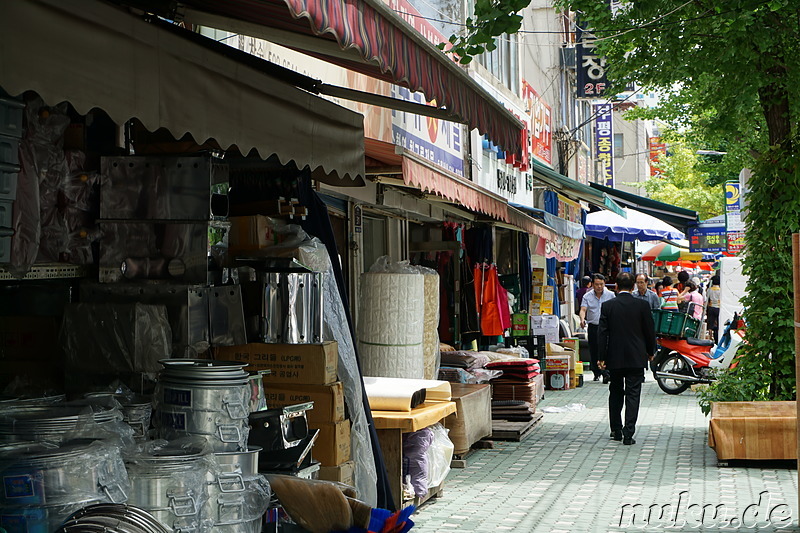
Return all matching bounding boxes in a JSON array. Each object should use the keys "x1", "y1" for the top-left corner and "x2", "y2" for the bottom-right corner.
[
  {"x1": 157, "y1": 382, "x2": 248, "y2": 419},
  {"x1": 0, "y1": 440, "x2": 127, "y2": 506},
  {"x1": 1, "y1": 498, "x2": 100, "y2": 533},
  {"x1": 157, "y1": 409, "x2": 248, "y2": 452},
  {"x1": 212, "y1": 446, "x2": 260, "y2": 477}
]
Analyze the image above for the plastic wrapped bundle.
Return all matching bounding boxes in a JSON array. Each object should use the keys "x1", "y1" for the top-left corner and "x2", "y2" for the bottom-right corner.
[
  {"x1": 357, "y1": 258, "x2": 425, "y2": 379},
  {"x1": 0, "y1": 438, "x2": 130, "y2": 531},
  {"x1": 418, "y1": 268, "x2": 441, "y2": 380},
  {"x1": 125, "y1": 438, "x2": 214, "y2": 533}
]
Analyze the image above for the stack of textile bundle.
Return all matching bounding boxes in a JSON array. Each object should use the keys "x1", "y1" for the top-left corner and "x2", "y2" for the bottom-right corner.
[{"x1": 485, "y1": 357, "x2": 541, "y2": 421}]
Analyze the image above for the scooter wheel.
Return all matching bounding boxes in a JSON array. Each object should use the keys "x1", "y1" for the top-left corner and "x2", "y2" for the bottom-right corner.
[{"x1": 657, "y1": 355, "x2": 692, "y2": 395}]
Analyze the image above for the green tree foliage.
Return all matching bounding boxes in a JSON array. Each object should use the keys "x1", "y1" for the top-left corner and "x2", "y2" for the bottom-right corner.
[
  {"x1": 438, "y1": 0, "x2": 531, "y2": 63},
  {"x1": 554, "y1": 0, "x2": 800, "y2": 403},
  {"x1": 633, "y1": 140, "x2": 724, "y2": 220}
]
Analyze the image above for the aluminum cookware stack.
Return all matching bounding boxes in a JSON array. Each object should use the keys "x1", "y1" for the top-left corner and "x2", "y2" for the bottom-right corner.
[
  {"x1": 205, "y1": 446, "x2": 270, "y2": 533},
  {"x1": 125, "y1": 439, "x2": 212, "y2": 533},
  {"x1": 85, "y1": 392, "x2": 153, "y2": 441},
  {"x1": 58, "y1": 503, "x2": 170, "y2": 533},
  {"x1": 154, "y1": 360, "x2": 250, "y2": 452},
  {"x1": 0, "y1": 401, "x2": 123, "y2": 444},
  {"x1": 0, "y1": 439, "x2": 130, "y2": 532}
]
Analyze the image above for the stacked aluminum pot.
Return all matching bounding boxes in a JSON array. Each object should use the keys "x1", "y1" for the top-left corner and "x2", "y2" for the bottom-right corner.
[
  {"x1": 0, "y1": 439, "x2": 130, "y2": 532},
  {"x1": 125, "y1": 439, "x2": 211, "y2": 533},
  {"x1": 0, "y1": 401, "x2": 123, "y2": 444},
  {"x1": 154, "y1": 360, "x2": 250, "y2": 452},
  {"x1": 58, "y1": 503, "x2": 170, "y2": 533},
  {"x1": 85, "y1": 393, "x2": 153, "y2": 441},
  {"x1": 205, "y1": 446, "x2": 270, "y2": 533}
]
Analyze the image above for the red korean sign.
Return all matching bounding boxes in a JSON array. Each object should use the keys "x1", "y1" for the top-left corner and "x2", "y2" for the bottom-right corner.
[
  {"x1": 522, "y1": 80, "x2": 552, "y2": 167},
  {"x1": 649, "y1": 137, "x2": 666, "y2": 178}
]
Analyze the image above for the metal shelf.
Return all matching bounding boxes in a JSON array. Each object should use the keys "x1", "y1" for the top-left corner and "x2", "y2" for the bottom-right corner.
[{"x1": 0, "y1": 263, "x2": 89, "y2": 280}]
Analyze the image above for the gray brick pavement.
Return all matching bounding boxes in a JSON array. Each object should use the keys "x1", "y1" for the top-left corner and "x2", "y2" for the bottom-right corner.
[{"x1": 412, "y1": 374, "x2": 799, "y2": 532}]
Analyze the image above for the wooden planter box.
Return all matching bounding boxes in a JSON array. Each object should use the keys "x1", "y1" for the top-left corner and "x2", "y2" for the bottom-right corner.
[{"x1": 708, "y1": 401, "x2": 797, "y2": 460}]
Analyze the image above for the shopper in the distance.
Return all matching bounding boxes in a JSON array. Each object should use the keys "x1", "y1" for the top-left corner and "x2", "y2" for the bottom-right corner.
[
  {"x1": 597, "y1": 272, "x2": 656, "y2": 445},
  {"x1": 706, "y1": 275, "x2": 722, "y2": 343},
  {"x1": 632, "y1": 273, "x2": 660, "y2": 310},
  {"x1": 660, "y1": 276, "x2": 680, "y2": 312}
]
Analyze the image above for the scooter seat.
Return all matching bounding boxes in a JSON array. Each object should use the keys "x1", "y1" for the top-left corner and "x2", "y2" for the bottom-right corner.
[{"x1": 686, "y1": 337, "x2": 714, "y2": 347}]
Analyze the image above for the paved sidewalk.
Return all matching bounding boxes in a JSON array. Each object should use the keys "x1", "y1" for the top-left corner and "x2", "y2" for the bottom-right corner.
[{"x1": 413, "y1": 374, "x2": 798, "y2": 532}]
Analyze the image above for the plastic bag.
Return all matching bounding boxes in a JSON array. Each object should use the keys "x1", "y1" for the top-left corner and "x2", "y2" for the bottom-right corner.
[
  {"x1": 425, "y1": 423, "x2": 454, "y2": 488},
  {"x1": 368, "y1": 255, "x2": 419, "y2": 274},
  {"x1": 541, "y1": 403, "x2": 587, "y2": 413}
]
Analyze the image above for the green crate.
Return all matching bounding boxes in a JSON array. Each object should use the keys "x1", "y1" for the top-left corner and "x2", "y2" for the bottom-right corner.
[{"x1": 683, "y1": 315, "x2": 700, "y2": 338}]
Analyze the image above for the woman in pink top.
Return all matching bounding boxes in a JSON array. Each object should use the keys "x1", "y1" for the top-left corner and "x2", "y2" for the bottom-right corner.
[{"x1": 680, "y1": 281, "x2": 704, "y2": 320}]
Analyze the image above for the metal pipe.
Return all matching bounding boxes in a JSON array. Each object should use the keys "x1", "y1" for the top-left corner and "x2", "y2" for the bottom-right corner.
[{"x1": 654, "y1": 371, "x2": 707, "y2": 383}]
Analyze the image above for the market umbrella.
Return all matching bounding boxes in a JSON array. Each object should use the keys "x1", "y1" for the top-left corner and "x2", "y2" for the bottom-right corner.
[
  {"x1": 585, "y1": 208, "x2": 685, "y2": 242},
  {"x1": 667, "y1": 260, "x2": 714, "y2": 271},
  {"x1": 641, "y1": 242, "x2": 704, "y2": 261}
]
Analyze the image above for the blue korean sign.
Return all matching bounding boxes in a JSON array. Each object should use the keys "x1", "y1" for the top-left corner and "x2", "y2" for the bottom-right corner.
[{"x1": 594, "y1": 103, "x2": 614, "y2": 187}]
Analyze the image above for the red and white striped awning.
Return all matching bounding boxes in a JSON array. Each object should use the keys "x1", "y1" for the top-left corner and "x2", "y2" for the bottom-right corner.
[{"x1": 175, "y1": 0, "x2": 525, "y2": 154}]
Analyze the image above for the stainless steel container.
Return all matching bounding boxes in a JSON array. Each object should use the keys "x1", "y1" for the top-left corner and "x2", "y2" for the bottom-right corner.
[
  {"x1": 84, "y1": 393, "x2": 153, "y2": 439},
  {"x1": 155, "y1": 361, "x2": 251, "y2": 452},
  {"x1": 59, "y1": 503, "x2": 170, "y2": 533},
  {"x1": 126, "y1": 442, "x2": 209, "y2": 533},
  {"x1": 1, "y1": 498, "x2": 101, "y2": 533},
  {"x1": 0, "y1": 440, "x2": 128, "y2": 506},
  {"x1": 245, "y1": 272, "x2": 323, "y2": 343},
  {"x1": 205, "y1": 448, "x2": 268, "y2": 530},
  {"x1": 0, "y1": 403, "x2": 122, "y2": 443}
]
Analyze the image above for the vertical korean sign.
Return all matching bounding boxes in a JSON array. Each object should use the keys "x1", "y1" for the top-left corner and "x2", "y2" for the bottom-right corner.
[
  {"x1": 575, "y1": 19, "x2": 608, "y2": 98},
  {"x1": 594, "y1": 103, "x2": 614, "y2": 187},
  {"x1": 648, "y1": 137, "x2": 666, "y2": 178},
  {"x1": 521, "y1": 81, "x2": 552, "y2": 167},
  {"x1": 725, "y1": 181, "x2": 745, "y2": 253}
]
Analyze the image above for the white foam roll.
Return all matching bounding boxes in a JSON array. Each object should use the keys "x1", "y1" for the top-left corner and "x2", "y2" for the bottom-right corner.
[
  {"x1": 422, "y1": 273, "x2": 440, "y2": 380},
  {"x1": 357, "y1": 272, "x2": 425, "y2": 378}
]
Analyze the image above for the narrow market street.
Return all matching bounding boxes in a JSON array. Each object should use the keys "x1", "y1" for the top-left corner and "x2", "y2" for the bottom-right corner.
[{"x1": 414, "y1": 374, "x2": 799, "y2": 532}]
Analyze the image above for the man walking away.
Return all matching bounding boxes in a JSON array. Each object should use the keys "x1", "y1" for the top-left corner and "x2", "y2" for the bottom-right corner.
[
  {"x1": 632, "y1": 273, "x2": 660, "y2": 310},
  {"x1": 706, "y1": 275, "x2": 721, "y2": 343},
  {"x1": 579, "y1": 274, "x2": 615, "y2": 383},
  {"x1": 598, "y1": 272, "x2": 656, "y2": 445}
]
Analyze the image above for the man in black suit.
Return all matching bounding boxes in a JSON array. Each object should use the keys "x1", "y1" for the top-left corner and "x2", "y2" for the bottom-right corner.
[{"x1": 597, "y1": 272, "x2": 656, "y2": 445}]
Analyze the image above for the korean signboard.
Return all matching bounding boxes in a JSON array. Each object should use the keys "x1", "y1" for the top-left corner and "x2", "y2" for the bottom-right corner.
[
  {"x1": 388, "y1": 0, "x2": 464, "y2": 175},
  {"x1": 725, "y1": 181, "x2": 745, "y2": 253},
  {"x1": 594, "y1": 103, "x2": 614, "y2": 187},
  {"x1": 649, "y1": 137, "x2": 666, "y2": 178},
  {"x1": 576, "y1": 20, "x2": 609, "y2": 98},
  {"x1": 522, "y1": 80, "x2": 552, "y2": 167}
]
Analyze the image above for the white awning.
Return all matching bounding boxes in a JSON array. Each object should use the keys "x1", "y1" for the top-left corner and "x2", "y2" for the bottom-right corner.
[{"x1": 0, "y1": 0, "x2": 365, "y2": 181}]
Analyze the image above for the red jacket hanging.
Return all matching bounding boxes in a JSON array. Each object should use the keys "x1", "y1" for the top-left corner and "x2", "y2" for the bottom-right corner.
[{"x1": 474, "y1": 263, "x2": 507, "y2": 336}]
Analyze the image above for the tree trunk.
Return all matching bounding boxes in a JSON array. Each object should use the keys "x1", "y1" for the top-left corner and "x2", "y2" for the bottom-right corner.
[{"x1": 758, "y1": 68, "x2": 792, "y2": 150}]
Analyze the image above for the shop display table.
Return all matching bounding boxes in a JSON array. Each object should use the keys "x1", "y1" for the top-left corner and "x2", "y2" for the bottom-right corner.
[{"x1": 371, "y1": 401, "x2": 457, "y2": 509}]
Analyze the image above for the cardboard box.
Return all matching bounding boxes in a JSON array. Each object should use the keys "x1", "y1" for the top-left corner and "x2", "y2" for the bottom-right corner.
[
  {"x1": 265, "y1": 382, "x2": 346, "y2": 425},
  {"x1": 228, "y1": 215, "x2": 285, "y2": 254},
  {"x1": 545, "y1": 355, "x2": 570, "y2": 370},
  {"x1": 215, "y1": 342, "x2": 338, "y2": 385},
  {"x1": 511, "y1": 313, "x2": 529, "y2": 336},
  {"x1": 313, "y1": 419, "x2": 351, "y2": 466},
  {"x1": 531, "y1": 327, "x2": 558, "y2": 344},
  {"x1": 558, "y1": 338, "x2": 580, "y2": 368},
  {"x1": 531, "y1": 268, "x2": 545, "y2": 285},
  {"x1": 708, "y1": 401, "x2": 796, "y2": 460},
  {"x1": 530, "y1": 314, "x2": 559, "y2": 330},
  {"x1": 318, "y1": 460, "x2": 355, "y2": 486},
  {"x1": 444, "y1": 383, "x2": 492, "y2": 455}
]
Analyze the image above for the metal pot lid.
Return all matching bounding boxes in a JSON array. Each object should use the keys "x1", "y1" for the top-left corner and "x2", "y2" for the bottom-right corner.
[
  {"x1": 160, "y1": 368, "x2": 248, "y2": 381},
  {"x1": 158, "y1": 377, "x2": 250, "y2": 387},
  {"x1": 159, "y1": 359, "x2": 247, "y2": 371}
]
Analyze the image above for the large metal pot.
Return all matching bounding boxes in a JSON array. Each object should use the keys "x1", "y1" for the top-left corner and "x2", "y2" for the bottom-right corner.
[
  {"x1": 0, "y1": 498, "x2": 100, "y2": 533},
  {"x1": 157, "y1": 382, "x2": 248, "y2": 420},
  {"x1": 0, "y1": 439, "x2": 128, "y2": 506},
  {"x1": 84, "y1": 393, "x2": 153, "y2": 439},
  {"x1": 0, "y1": 403, "x2": 122, "y2": 443}
]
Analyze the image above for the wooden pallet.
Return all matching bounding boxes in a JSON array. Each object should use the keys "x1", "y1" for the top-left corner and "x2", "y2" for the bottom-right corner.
[
  {"x1": 490, "y1": 412, "x2": 544, "y2": 442},
  {"x1": 450, "y1": 448, "x2": 477, "y2": 469}
]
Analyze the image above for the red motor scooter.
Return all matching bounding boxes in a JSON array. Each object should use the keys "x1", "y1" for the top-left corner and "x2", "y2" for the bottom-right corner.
[{"x1": 652, "y1": 313, "x2": 745, "y2": 395}]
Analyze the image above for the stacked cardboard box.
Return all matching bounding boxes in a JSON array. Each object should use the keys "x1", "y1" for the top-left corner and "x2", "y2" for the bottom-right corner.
[
  {"x1": 215, "y1": 342, "x2": 353, "y2": 476},
  {"x1": 557, "y1": 338, "x2": 582, "y2": 388},
  {"x1": 530, "y1": 267, "x2": 545, "y2": 315},
  {"x1": 531, "y1": 314, "x2": 560, "y2": 343}
]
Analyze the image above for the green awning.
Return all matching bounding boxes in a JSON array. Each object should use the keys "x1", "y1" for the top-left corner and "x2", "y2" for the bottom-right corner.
[
  {"x1": 531, "y1": 161, "x2": 626, "y2": 217},
  {"x1": 589, "y1": 182, "x2": 698, "y2": 230}
]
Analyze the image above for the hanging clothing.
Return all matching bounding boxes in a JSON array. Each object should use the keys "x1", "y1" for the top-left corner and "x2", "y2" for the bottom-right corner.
[
  {"x1": 474, "y1": 263, "x2": 504, "y2": 336},
  {"x1": 517, "y1": 233, "x2": 532, "y2": 313}
]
